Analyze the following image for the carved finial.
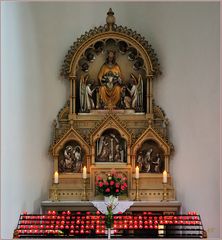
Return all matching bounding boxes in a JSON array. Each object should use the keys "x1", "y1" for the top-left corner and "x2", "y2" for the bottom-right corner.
[
  {"x1": 148, "y1": 118, "x2": 153, "y2": 127},
  {"x1": 70, "y1": 119, "x2": 74, "y2": 127},
  {"x1": 106, "y1": 8, "x2": 115, "y2": 31}
]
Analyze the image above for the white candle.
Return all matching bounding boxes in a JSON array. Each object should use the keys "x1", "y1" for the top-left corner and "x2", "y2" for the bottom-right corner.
[
  {"x1": 135, "y1": 166, "x2": 139, "y2": 179},
  {"x1": 163, "y1": 170, "x2": 167, "y2": 183},
  {"x1": 54, "y1": 171, "x2": 59, "y2": 184},
  {"x1": 83, "y1": 166, "x2": 87, "y2": 179}
]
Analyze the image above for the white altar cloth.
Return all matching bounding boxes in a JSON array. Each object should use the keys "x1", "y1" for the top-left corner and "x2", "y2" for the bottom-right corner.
[{"x1": 91, "y1": 201, "x2": 134, "y2": 215}]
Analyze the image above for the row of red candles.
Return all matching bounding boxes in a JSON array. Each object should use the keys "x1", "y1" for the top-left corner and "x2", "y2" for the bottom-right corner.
[
  {"x1": 22, "y1": 210, "x2": 198, "y2": 216},
  {"x1": 18, "y1": 220, "x2": 202, "y2": 231},
  {"x1": 18, "y1": 221, "x2": 202, "y2": 232},
  {"x1": 17, "y1": 229, "x2": 122, "y2": 235},
  {"x1": 20, "y1": 219, "x2": 201, "y2": 225},
  {"x1": 20, "y1": 215, "x2": 200, "y2": 221}
]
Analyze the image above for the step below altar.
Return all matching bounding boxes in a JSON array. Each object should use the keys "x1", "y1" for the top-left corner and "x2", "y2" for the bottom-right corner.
[{"x1": 41, "y1": 200, "x2": 181, "y2": 214}]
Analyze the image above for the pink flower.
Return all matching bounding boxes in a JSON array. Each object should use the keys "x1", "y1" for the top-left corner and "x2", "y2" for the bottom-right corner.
[
  {"x1": 116, "y1": 189, "x2": 119, "y2": 193},
  {"x1": 110, "y1": 181, "x2": 114, "y2": 186},
  {"x1": 99, "y1": 182, "x2": 103, "y2": 187},
  {"x1": 123, "y1": 182, "x2": 127, "y2": 187},
  {"x1": 115, "y1": 183, "x2": 120, "y2": 188},
  {"x1": 121, "y1": 186, "x2": 125, "y2": 191},
  {"x1": 97, "y1": 176, "x2": 102, "y2": 181},
  {"x1": 105, "y1": 181, "x2": 109, "y2": 186},
  {"x1": 105, "y1": 188, "x2": 110, "y2": 192}
]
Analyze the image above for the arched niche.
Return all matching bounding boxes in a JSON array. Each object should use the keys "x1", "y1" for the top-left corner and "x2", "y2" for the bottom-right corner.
[
  {"x1": 131, "y1": 127, "x2": 171, "y2": 172},
  {"x1": 135, "y1": 139, "x2": 165, "y2": 173},
  {"x1": 95, "y1": 128, "x2": 127, "y2": 163},
  {"x1": 90, "y1": 115, "x2": 131, "y2": 164},
  {"x1": 60, "y1": 9, "x2": 161, "y2": 115},
  {"x1": 51, "y1": 128, "x2": 90, "y2": 173},
  {"x1": 58, "y1": 140, "x2": 85, "y2": 173}
]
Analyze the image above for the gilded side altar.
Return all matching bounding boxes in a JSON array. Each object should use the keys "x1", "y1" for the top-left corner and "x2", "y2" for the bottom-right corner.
[{"x1": 48, "y1": 9, "x2": 175, "y2": 202}]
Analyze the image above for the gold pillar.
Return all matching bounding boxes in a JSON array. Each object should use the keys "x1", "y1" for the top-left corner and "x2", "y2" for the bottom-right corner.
[
  {"x1": 69, "y1": 76, "x2": 76, "y2": 115},
  {"x1": 91, "y1": 145, "x2": 95, "y2": 165},
  {"x1": 127, "y1": 146, "x2": 131, "y2": 165},
  {"x1": 131, "y1": 155, "x2": 136, "y2": 169},
  {"x1": 86, "y1": 155, "x2": 91, "y2": 169},
  {"x1": 147, "y1": 75, "x2": 154, "y2": 114},
  {"x1": 164, "y1": 154, "x2": 169, "y2": 172}
]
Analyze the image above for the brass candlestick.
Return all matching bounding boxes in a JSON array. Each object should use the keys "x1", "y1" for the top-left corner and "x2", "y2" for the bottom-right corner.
[
  {"x1": 161, "y1": 183, "x2": 168, "y2": 202},
  {"x1": 50, "y1": 183, "x2": 59, "y2": 202},
  {"x1": 81, "y1": 178, "x2": 88, "y2": 201},
  {"x1": 134, "y1": 178, "x2": 140, "y2": 201}
]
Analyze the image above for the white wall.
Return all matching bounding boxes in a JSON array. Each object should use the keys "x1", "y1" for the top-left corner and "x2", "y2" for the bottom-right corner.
[{"x1": 1, "y1": 2, "x2": 220, "y2": 239}]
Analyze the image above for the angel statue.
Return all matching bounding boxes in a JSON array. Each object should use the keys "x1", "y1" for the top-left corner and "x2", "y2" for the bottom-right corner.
[
  {"x1": 80, "y1": 75, "x2": 96, "y2": 112},
  {"x1": 63, "y1": 145, "x2": 74, "y2": 170},
  {"x1": 127, "y1": 73, "x2": 143, "y2": 111}
]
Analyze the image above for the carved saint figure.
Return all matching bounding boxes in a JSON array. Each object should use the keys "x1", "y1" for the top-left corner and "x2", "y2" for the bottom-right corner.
[
  {"x1": 152, "y1": 153, "x2": 161, "y2": 173},
  {"x1": 144, "y1": 148, "x2": 153, "y2": 173},
  {"x1": 98, "y1": 50, "x2": 123, "y2": 108},
  {"x1": 127, "y1": 73, "x2": 143, "y2": 110},
  {"x1": 80, "y1": 75, "x2": 96, "y2": 112},
  {"x1": 97, "y1": 136, "x2": 110, "y2": 162},
  {"x1": 64, "y1": 145, "x2": 74, "y2": 169},
  {"x1": 73, "y1": 146, "x2": 82, "y2": 172},
  {"x1": 114, "y1": 144, "x2": 122, "y2": 162}
]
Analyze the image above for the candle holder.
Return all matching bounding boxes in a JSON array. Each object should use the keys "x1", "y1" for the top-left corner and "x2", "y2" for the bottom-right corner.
[
  {"x1": 50, "y1": 183, "x2": 59, "y2": 202},
  {"x1": 161, "y1": 183, "x2": 168, "y2": 202},
  {"x1": 134, "y1": 178, "x2": 140, "y2": 201},
  {"x1": 81, "y1": 178, "x2": 88, "y2": 201}
]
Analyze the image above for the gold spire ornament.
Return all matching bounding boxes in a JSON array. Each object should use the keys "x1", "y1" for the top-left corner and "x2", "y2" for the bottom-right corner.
[{"x1": 106, "y1": 8, "x2": 116, "y2": 31}]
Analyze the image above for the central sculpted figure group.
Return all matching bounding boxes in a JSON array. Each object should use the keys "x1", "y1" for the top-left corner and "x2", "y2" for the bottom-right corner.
[
  {"x1": 98, "y1": 50, "x2": 123, "y2": 108},
  {"x1": 79, "y1": 49, "x2": 143, "y2": 112}
]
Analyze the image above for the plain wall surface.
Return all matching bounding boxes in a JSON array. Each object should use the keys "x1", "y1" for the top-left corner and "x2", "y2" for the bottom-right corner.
[{"x1": 1, "y1": 2, "x2": 220, "y2": 239}]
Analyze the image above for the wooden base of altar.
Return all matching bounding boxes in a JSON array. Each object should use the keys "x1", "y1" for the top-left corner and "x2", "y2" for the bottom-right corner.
[{"x1": 41, "y1": 200, "x2": 181, "y2": 214}]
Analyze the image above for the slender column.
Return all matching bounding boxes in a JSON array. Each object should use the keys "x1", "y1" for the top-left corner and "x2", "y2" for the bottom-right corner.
[
  {"x1": 69, "y1": 76, "x2": 76, "y2": 115},
  {"x1": 131, "y1": 155, "x2": 136, "y2": 169},
  {"x1": 127, "y1": 146, "x2": 131, "y2": 165},
  {"x1": 164, "y1": 154, "x2": 169, "y2": 172},
  {"x1": 92, "y1": 145, "x2": 95, "y2": 165},
  {"x1": 86, "y1": 155, "x2": 91, "y2": 170},
  {"x1": 147, "y1": 75, "x2": 154, "y2": 114}
]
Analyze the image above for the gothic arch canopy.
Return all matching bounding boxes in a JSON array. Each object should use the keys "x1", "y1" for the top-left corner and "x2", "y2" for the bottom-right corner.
[
  {"x1": 61, "y1": 9, "x2": 161, "y2": 80},
  {"x1": 52, "y1": 127, "x2": 90, "y2": 156},
  {"x1": 90, "y1": 114, "x2": 131, "y2": 146},
  {"x1": 132, "y1": 126, "x2": 171, "y2": 156}
]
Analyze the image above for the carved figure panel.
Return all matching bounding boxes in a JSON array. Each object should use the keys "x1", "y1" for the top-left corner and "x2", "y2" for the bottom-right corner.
[
  {"x1": 77, "y1": 42, "x2": 146, "y2": 113},
  {"x1": 136, "y1": 140, "x2": 164, "y2": 173},
  {"x1": 58, "y1": 140, "x2": 85, "y2": 173},
  {"x1": 95, "y1": 128, "x2": 127, "y2": 163}
]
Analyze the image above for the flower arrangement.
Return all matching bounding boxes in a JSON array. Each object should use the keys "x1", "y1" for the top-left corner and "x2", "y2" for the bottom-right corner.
[{"x1": 96, "y1": 171, "x2": 127, "y2": 197}]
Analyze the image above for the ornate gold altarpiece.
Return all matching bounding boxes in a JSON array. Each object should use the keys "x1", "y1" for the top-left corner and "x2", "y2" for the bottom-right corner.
[{"x1": 45, "y1": 9, "x2": 179, "y2": 212}]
